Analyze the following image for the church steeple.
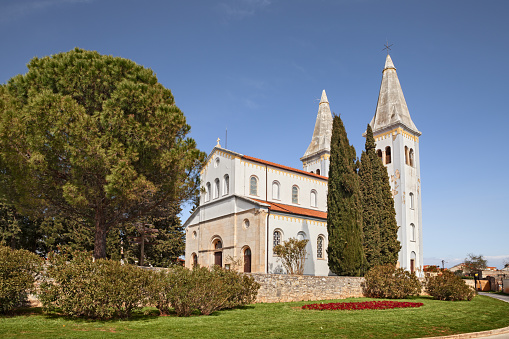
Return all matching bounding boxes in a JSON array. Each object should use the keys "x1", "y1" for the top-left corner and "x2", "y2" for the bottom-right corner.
[
  {"x1": 302, "y1": 90, "x2": 333, "y2": 158},
  {"x1": 369, "y1": 54, "x2": 420, "y2": 135},
  {"x1": 301, "y1": 90, "x2": 333, "y2": 176},
  {"x1": 367, "y1": 53, "x2": 423, "y2": 276}
]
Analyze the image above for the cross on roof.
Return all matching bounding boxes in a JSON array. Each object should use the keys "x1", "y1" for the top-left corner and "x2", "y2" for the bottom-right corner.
[{"x1": 382, "y1": 40, "x2": 393, "y2": 55}]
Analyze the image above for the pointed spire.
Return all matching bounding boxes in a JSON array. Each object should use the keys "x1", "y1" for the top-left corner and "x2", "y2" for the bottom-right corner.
[
  {"x1": 320, "y1": 89, "x2": 329, "y2": 104},
  {"x1": 302, "y1": 90, "x2": 333, "y2": 158},
  {"x1": 369, "y1": 55, "x2": 420, "y2": 135}
]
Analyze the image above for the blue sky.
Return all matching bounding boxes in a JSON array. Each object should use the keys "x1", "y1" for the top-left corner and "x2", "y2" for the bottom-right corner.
[{"x1": 1, "y1": 0, "x2": 508, "y2": 268}]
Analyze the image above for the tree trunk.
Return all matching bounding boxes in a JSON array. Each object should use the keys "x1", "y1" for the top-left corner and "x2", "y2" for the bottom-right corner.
[{"x1": 93, "y1": 208, "x2": 107, "y2": 259}]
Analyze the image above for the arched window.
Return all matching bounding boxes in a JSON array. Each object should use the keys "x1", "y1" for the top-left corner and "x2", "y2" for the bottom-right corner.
[
  {"x1": 223, "y1": 175, "x2": 229, "y2": 195},
  {"x1": 292, "y1": 186, "x2": 299, "y2": 204},
  {"x1": 272, "y1": 181, "x2": 280, "y2": 200},
  {"x1": 191, "y1": 253, "x2": 198, "y2": 267},
  {"x1": 273, "y1": 230, "x2": 282, "y2": 254},
  {"x1": 214, "y1": 178, "x2": 219, "y2": 199},
  {"x1": 409, "y1": 149, "x2": 414, "y2": 167},
  {"x1": 410, "y1": 223, "x2": 416, "y2": 242},
  {"x1": 244, "y1": 248, "x2": 251, "y2": 273},
  {"x1": 409, "y1": 192, "x2": 414, "y2": 209},
  {"x1": 317, "y1": 236, "x2": 324, "y2": 259},
  {"x1": 297, "y1": 231, "x2": 306, "y2": 241},
  {"x1": 316, "y1": 169, "x2": 321, "y2": 175},
  {"x1": 377, "y1": 149, "x2": 383, "y2": 161},
  {"x1": 206, "y1": 182, "x2": 211, "y2": 202},
  {"x1": 385, "y1": 146, "x2": 392, "y2": 164},
  {"x1": 250, "y1": 176, "x2": 258, "y2": 196},
  {"x1": 405, "y1": 146, "x2": 409, "y2": 165},
  {"x1": 310, "y1": 190, "x2": 317, "y2": 207}
]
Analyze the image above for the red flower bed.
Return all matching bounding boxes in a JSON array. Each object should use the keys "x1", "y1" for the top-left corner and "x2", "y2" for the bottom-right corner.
[{"x1": 302, "y1": 300, "x2": 424, "y2": 311}]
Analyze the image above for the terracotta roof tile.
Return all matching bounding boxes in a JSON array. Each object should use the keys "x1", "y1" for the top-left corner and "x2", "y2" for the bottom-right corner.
[
  {"x1": 252, "y1": 198, "x2": 327, "y2": 220},
  {"x1": 242, "y1": 155, "x2": 328, "y2": 180}
]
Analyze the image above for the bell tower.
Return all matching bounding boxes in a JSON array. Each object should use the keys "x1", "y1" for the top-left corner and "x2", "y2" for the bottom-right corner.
[
  {"x1": 301, "y1": 90, "x2": 333, "y2": 176},
  {"x1": 369, "y1": 54, "x2": 423, "y2": 274}
]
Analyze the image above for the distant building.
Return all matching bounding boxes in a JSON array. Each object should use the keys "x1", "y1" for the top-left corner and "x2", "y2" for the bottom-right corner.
[{"x1": 184, "y1": 54, "x2": 423, "y2": 275}]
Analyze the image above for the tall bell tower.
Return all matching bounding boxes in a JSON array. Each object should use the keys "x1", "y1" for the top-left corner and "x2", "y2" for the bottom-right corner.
[
  {"x1": 369, "y1": 54, "x2": 423, "y2": 274},
  {"x1": 301, "y1": 90, "x2": 333, "y2": 176}
]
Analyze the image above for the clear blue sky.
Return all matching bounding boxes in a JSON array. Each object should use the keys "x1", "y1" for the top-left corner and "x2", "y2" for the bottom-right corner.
[{"x1": 1, "y1": 0, "x2": 508, "y2": 268}]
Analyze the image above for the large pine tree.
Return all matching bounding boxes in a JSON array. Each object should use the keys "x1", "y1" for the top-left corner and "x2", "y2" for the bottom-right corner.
[
  {"x1": 362, "y1": 125, "x2": 400, "y2": 266},
  {"x1": 327, "y1": 115, "x2": 365, "y2": 276}
]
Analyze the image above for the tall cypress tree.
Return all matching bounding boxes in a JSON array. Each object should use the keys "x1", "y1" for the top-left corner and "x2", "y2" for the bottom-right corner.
[
  {"x1": 327, "y1": 115, "x2": 365, "y2": 276},
  {"x1": 358, "y1": 149, "x2": 381, "y2": 269},
  {"x1": 363, "y1": 125, "x2": 400, "y2": 266}
]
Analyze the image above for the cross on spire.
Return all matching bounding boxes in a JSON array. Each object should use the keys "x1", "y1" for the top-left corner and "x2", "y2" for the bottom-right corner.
[{"x1": 382, "y1": 40, "x2": 393, "y2": 55}]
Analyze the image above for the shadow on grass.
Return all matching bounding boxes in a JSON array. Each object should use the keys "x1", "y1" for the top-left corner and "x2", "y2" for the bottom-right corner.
[{"x1": 2, "y1": 305, "x2": 258, "y2": 321}]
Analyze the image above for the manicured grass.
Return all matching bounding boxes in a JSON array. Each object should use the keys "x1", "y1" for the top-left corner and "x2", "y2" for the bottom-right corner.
[{"x1": 1, "y1": 295, "x2": 509, "y2": 338}]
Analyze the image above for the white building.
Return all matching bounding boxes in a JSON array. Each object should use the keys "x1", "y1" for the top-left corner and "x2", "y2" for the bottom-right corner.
[{"x1": 184, "y1": 54, "x2": 422, "y2": 275}]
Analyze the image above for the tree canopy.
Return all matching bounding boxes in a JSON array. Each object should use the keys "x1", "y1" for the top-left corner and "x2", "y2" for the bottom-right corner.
[
  {"x1": 464, "y1": 253, "x2": 487, "y2": 272},
  {"x1": 0, "y1": 48, "x2": 205, "y2": 258},
  {"x1": 326, "y1": 114, "x2": 365, "y2": 276}
]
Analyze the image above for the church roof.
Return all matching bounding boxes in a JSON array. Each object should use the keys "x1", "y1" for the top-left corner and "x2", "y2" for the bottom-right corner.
[
  {"x1": 251, "y1": 198, "x2": 327, "y2": 220},
  {"x1": 302, "y1": 90, "x2": 333, "y2": 159},
  {"x1": 242, "y1": 155, "x2": 327, "y2": 180},
  {"x1": 369, "y1": 55, "x2": 420, "y2": 135}
]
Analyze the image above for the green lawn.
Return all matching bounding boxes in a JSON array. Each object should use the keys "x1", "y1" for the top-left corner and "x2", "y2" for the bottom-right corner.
[{"x1": 1, "y1": 296, "x2": 509, "y2": 338}]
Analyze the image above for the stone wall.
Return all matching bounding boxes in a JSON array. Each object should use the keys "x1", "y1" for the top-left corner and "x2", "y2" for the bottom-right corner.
[{"x1": 247, "y1": 273, "x2": 364, "y2": 303}]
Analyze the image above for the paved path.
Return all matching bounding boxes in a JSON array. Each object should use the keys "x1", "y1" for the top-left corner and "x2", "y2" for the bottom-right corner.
[{"x1": 478, "y1": 292, "x2": 509, "y2": 303}]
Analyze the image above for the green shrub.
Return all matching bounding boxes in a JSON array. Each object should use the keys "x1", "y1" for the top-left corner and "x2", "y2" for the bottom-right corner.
[
  {"x1": 363, "y1": 264, "x2": 421, "y2": 299},
  {"x1": 150, "y1": 266, "x2": 260, "y2": 317},
  {"x1": 426, "y1": 270, "x2": 475, "y2": 301},
  {"x1": 0, "y1": 246, "x2": 42, "y2": 314},
  {"x1": 39, "y1": 250, "x2": 151, "y2": 319}
]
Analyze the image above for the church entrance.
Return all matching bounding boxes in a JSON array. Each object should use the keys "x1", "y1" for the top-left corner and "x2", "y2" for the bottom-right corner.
[{"x1": 244, "y1": 248, "x2": 251, "y2": 273}]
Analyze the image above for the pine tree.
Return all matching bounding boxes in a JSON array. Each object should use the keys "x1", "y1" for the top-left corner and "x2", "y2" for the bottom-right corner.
[
  {"x1": 364, "y1": 125, "x2": 400, "y2": 266},
  {"x1": 327, "y1": 114, "x2": 365, "y2": 276}
]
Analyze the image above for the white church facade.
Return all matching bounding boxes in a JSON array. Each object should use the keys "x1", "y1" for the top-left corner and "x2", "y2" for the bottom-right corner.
[{"x1": 184, "y1": 54, "x2": 423, "y2": 276}]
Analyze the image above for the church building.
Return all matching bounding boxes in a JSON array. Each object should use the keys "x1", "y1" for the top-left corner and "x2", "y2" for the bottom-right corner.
[{"x1": 184, "y1": 54, "x2": 422, "y2": 276}]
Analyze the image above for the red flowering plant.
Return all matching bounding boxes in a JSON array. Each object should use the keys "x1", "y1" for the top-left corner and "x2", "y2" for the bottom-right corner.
[{"x1": 302, "y1": 300, "x2": 424, "y2": 311}]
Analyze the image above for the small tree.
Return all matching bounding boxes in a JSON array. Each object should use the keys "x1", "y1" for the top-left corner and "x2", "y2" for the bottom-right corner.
[
  {"x1": 274, "y1": 237, "x2": 309, "y2": 275},
  {"x1": 464, "y1": 253, "x2": 487, "y2": 272}
]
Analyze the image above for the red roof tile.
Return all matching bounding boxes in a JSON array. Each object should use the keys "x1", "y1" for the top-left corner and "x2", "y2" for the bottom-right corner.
[
  {"x1": 252, "y1": 198, "x2": 327, "y2": 220},
  {"x1": 242, "y1": 155, "x2": 328, "y2": 180}
]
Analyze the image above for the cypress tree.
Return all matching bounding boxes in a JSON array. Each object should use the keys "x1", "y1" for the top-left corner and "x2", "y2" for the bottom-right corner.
[
  {"x1": 364, "y1": 125, "x2": 400, "y2": 266},
  {"x1": 327, "y1": 114, "x2": 365, "y2": 276},
  {"x1": 358, "y1": 149, "x2": 381, "y2": 269}
]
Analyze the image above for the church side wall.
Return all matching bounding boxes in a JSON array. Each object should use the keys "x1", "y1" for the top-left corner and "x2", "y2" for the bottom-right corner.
[{"x1": 267, "y1": 213, "x2": 329, "y2": 276}]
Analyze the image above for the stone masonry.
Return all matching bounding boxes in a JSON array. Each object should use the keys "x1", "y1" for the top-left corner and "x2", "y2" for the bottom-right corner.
[{"x1": 247, "y1": 273, "x2": 364, "y2": 303}]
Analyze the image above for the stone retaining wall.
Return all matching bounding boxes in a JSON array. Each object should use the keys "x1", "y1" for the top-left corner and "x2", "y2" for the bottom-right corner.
[{"x1": 247, "y1": 273, "x2": 365, "y2": 303}]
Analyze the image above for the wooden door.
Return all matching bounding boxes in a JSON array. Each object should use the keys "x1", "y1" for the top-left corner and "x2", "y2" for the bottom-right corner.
[
  {"x1": 244, "y1": 248, "x2": 251, "y2": 273},
  {"x1": 214, "y1": 251, "x2": 222, "y2": 267}
]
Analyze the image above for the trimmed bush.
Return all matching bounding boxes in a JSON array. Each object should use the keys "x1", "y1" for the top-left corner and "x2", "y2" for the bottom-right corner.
[
  {"x1": 426, "y1": 270, "x2": 475, "y2": 301},
  {"x1": 39, "y1": 250, "x2": 151, "y2": 319},
  {"x1": 363, "y1": 264, "x2": 421, "y2": 299},
  {"x1": 0, "y1": 246, "x2": 42, "y2": 314},
  {"x1": 149, "y1": 266, "x2": 260, "y2": 317}
]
